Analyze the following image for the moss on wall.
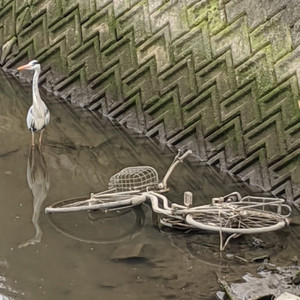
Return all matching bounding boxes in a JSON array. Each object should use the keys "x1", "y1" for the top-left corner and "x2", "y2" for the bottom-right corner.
[{"x1": 1, "y1": 0, "x2": 300, "y2": 200}]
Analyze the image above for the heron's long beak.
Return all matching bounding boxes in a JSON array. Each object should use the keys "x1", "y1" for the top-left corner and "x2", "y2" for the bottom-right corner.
[{"x1": 17, "y1": 64, "x2": 30, "y2": 71}]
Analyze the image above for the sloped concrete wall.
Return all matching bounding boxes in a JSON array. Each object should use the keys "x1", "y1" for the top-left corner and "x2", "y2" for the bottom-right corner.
[{"x1": 1, "y1": 0, "x2": 300, "y2": 201}]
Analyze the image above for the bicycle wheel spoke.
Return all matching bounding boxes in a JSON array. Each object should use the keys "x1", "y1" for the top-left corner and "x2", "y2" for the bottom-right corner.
[{"x1": 226, "y1": 215, "x2": 274, "y2": 229}]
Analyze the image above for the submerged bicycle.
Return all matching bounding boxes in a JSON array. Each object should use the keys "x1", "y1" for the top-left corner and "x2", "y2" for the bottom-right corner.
[
  {"x1": 46, "y1": 189, "x2": 291, "y2": 250},
  {"x1": 45, "y1": 150, "x2": 291, "y2": 250}
]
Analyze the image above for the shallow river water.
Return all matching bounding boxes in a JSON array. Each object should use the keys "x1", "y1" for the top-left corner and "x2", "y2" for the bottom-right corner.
[{"x1": 0, "y1": 69, "x2": 299, "y2": 300}]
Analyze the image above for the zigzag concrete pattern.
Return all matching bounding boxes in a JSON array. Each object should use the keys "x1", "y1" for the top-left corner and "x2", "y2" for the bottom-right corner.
[{"x1": 1, "y1": 0, "x2": 300, "y2": 201}]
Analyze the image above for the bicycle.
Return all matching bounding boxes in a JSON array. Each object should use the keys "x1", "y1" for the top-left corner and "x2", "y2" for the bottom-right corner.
[
  {"x1": 49, "y1": 189, "x2": 290, "y2": 238},
  {"x1": 45, "y1": 150, "x2": 192, "y2": 214},
  {"x1": 44, "y1": 149, "x2": 291, "y2": 250}
]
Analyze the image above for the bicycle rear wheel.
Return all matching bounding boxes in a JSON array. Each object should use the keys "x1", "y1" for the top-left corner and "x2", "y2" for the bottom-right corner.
[
  {"x1": 186, "y1": 208, "x2": 289, "y2": 234},
  {"x1": 45, "y1": 194, "x2": 146, "y2": 214}
]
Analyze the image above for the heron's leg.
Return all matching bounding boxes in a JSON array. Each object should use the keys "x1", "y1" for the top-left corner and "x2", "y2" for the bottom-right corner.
[
  {"x1": 39, "y1": 129, "x2": 44, "y2": 146},
  {"x1": 31, "y1": 132, "x2": 35, "y2": 148}
]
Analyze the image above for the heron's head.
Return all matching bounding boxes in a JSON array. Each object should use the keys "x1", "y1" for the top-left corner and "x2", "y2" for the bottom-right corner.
[{"x1": 17, "y1": 60, "x2": 40, "y2": 71}]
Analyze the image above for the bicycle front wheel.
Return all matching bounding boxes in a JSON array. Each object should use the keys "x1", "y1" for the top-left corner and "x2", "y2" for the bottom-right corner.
[
  {"x1": 45, "y1": 194, "x2": 146, "y2": 214},
  {"x1": 186, "y1": 209, "x2": 289, "y2": 234}
]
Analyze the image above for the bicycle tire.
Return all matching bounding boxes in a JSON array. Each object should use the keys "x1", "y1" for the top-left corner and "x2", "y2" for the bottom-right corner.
[
  {"x1": 45, "y1": 194, "x2": 146, "y2": 214},
  {"x1": 186, "y1": 208, "x2": 289, "y2": 234}
]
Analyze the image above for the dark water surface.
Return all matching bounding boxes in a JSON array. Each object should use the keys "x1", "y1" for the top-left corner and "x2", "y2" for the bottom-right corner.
[{"x1": 0, "y1": 69, "x2": 299, "y2": 300}]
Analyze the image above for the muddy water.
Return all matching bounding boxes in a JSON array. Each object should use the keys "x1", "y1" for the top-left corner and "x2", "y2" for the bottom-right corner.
[{"x1": 0, "y1": 69, "x2": 299, "y2": 300}]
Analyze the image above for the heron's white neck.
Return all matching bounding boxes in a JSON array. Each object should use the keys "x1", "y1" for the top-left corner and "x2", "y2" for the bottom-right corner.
[{"x1": 32, "y1": 67, "x2": 42, "y2": 106}]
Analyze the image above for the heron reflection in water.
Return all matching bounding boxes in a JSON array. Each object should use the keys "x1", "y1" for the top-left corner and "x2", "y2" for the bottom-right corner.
[
  {"x1": 19, "y1": 147, "x2": 50, "y2": 248},
  {"x1": 17, "y1": 60, "x2": 50, "y2": 148}
]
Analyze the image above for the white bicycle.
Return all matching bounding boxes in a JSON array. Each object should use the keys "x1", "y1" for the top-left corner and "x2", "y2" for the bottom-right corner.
[
  {"x1": 45, "y1": 149, "x2": 291, "y2": 250},
  {"x1": 46, "y1": 189, "x2": 291, "y2": 236}
]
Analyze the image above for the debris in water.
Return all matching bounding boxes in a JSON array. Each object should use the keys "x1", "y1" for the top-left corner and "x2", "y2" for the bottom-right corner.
[
  {"x1": 219, "y1": 265, "x2": 300, "y2": 300},
  {"x1": 276, "y1": 292, "x2": 300, "y2": 300},
  {"x1": 110, "y1": 243, "x2": 148, "y2": 261}
]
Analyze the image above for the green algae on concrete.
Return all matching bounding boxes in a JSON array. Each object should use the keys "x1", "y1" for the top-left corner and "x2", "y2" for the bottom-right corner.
[{"x1": 0, "y1": 0, "x2": 300, "y2": 198}]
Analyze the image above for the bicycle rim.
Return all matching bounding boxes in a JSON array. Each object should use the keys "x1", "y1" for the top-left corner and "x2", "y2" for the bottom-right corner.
[
  {"x1": 186, "y1": 209, "x2": 289, "y2": 234},
  {"x1": 45, "y1": 195, "x2": 145, "y2": 214}
]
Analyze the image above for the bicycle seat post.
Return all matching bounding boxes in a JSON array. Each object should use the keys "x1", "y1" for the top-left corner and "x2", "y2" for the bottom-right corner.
[{"x1": 184, "y1": 191, "x2": 193, "y2": 207}]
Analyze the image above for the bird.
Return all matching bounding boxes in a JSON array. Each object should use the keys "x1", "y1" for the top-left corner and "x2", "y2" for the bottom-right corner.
[{"x1": 17, "y1": 60, "x2": 50, "y2": 148}]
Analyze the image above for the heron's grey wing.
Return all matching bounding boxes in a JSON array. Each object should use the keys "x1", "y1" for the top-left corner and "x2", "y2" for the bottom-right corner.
[
  {"x1": 26, "y1": 106, "x2": 34, "y2": 131},
  {"x1": 44, "y1": 108, "x2": 50, "y2": 127}
]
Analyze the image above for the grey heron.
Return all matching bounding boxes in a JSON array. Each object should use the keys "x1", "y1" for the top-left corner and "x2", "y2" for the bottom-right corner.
[{"x1": 17, "y1": 60, "x2": 50, "y2": 147}]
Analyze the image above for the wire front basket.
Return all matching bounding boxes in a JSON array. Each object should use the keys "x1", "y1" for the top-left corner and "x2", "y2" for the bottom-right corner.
[{"x1": 108, "y1": 166, "x2": 159, "y2": 192}]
